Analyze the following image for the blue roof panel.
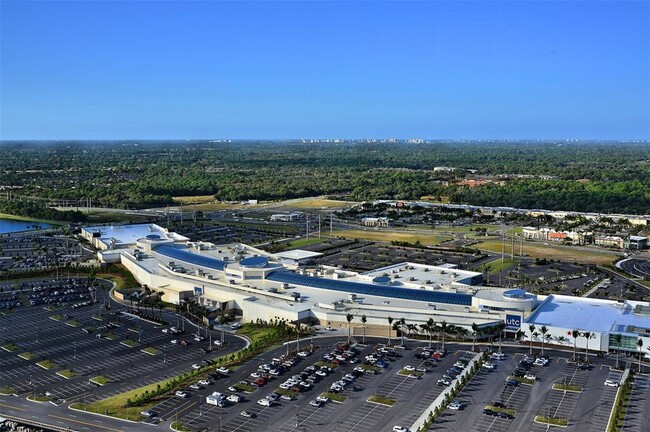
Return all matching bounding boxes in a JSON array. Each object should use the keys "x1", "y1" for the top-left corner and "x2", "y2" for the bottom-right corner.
[
  {"x1": 266, "y1": 271, "x2": 472, "y2": 306},
  {"x1": 156, "y1": 245, "x2": 225, "y2": 271}
]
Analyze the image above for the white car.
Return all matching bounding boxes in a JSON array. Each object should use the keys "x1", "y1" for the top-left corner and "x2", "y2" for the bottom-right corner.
[
  {"x1": 257, "y1": 398, "x2": 272, "y2": 406},
  {"x1": 228, "y1": 386, "x2": 238, "y2": 392},
  {"x1": 393, "y1": 427, "x2": 409, "y2": 432},
  {"x1": 213, "y1": 340, "x2": 222, "y2": 346},
  {"x1": 483, "y1": 362, "x2": 497, "y2": 370},
  {"x1": 217, "y1": 367, "x2": 230, "y2": 375},
  {"x1": 316, "y1": 396, "x2": 329, "y2": 403},
  {"x1": 404, "y1": 365, "x2": 416, "y2": 371},
  {"x1": 325, "y1": 326, "x2": 334, "y2": 331},
  {"x1": 266, "y1": 393, "x2": 279, "y2": 401},
  {"x1": 524, "y1": 374, "x2": 537, "y2": 381},
  {"x1": 448, "y1": 401, "x2": 464, "y2": 410},
  {"x1": 280, "y1": 394, "x2": 293, "y2": 401},
  {"x1": 491, "y1": 352, "x2": 506, "y2": 359},
  {"x1": 198, "y1": 379, "x2": 212, "y2": 386},
  {"x1": 191, "y1": 364, "x2": 201, "y2": 370},
  {"x1": 171, "y1": 339, "x2": 179, "y2": 344},
  {"x1": 175, "y1": 391, "x2": 189, "y2": 398},
  {"x1": 250, "y1": 372, "x2": 261, "y2": 378},
  {"x1": 604, "y1": 380, "x2": 619, "y2": 387},
  {"x1": 309, "y1": 400, "x2": 323, "y2": 407},
  {"x1": 297, "y1": 351, "x2": 310, "y2": 357},
  {"x1": 227, "y1": 394, "x2": 242, "y2": 403}
]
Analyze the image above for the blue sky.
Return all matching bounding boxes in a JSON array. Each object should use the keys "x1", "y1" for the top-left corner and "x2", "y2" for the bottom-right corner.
[{"x1": 1, "y1": 0, "x2": 649, "y2": 140}]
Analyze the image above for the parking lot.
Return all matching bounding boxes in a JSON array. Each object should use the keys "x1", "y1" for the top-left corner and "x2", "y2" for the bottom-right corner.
[
  {"x1": 160, "y1": 338, "x2": 476, "y2": 432},
  {"x1": 0, "y1": 283, "x2": 245, "y2": 405}
]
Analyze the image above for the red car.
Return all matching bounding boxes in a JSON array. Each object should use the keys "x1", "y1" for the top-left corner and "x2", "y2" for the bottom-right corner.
[{"x1": 254, "y1": 378, "x2": 266, "y2": 386}]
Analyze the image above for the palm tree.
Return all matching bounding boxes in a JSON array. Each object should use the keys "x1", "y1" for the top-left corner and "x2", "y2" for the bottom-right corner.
[
  {"x1": 399, "y1": 318, "x2": 406, "y2": 346},
  {"x1": 540, "y1": 325, "x2": 548, "y2": 356},
  {"x1": 528, "y1": 324, "x2": 536, "y2": 355},
  {"x1": 471, "y1": 322, "x2": 479, "y2": 352},
  {"x1": 614, "y1": 333, "x2": 622, "y2": 370},
  {"x1": 360, "y1": 315, "x2": 367, "y2": 344},
  {"x1": 387, "y1": 316, "x2": 394, "y2": 346},
  {"x1": 583, "y1": 331, "x2": 593, "y2": 363},
  {"x1": 440, "y1": 321, "x2": 448, "y2": 351},
  {"x1": 571, "y1": 329, "x2": 580, "y2": 362},
  {"x1": 426, "y1": 318, "x2": 435, "y2": 349},
  {"x1": 637, "y1": 338, "x2": 644, "y2": 373},
  {"x1": 406, "y1": 323, "x2": 417, "y2": 342},
  {"x1": 496, "y1": 322, "x2": 506, "y2": 354},
  {"x1": 556, "y1": 335, "x2": 566, "y2": 347},
  {"x1": 515, "y1": 329, "x2": 525, "y2": 342},
  {"x1": 346, "y1": 313, "x2": 354, "y2": 344}
]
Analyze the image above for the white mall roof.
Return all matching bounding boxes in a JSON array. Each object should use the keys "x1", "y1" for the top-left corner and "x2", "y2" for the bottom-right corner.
[{"x1": 274, "y1": 250, "x2": 323, "y2": 260}]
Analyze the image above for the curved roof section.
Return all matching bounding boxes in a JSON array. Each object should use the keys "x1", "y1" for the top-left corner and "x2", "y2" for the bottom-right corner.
[
  {"x1": 267, "y1": 271, "x2": 472, "y2": 306},
  {"x1": 240, "y1": 256, "x2": 269, "y2": 268},
  {"x1": 156, "y1": 245, "x2": 225, "y2": 271}
]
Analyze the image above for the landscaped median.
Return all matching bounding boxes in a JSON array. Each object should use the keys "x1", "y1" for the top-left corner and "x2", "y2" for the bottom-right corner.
[
  {"x1": 171, "y1": 421, "x2": 192, "y2": 432},
  {"x1": 413, "y1": 351, "x2": 487, "y2": 432},
  {"x1": 320, "y1": 392, "x2": 347, "y2": 403},
  {"x1": 120, "y1": 339, "x2": 139, "y2": 348},
  {"x1": 552, "y1": 383, "x2": 583, "y2": 393},
  {"x1": 57, "y1": 369, "x2": 76, "y2": 379},
  {"x1": 50, "y1": 314, "x2": 64, "y2": 321},
  {"x1": 141, "y1": 347, "x2": 161, "y2": 356},
  {"x1": 484, "y1": 405, "x2": 517, "y2": 416},
  {"x1": 398, "y1": 369, "x2": 424, "y2": 378},
  {"x1": 509, "y1": 375, "x2": 536, "y2": 386},
  {"x1": 607, "y1": 368, "x2": 632, "y2": 432},
  {"x1": 1, "y1": 343, "x2": 18, "y2": 352},
  {"x1": 0, "y1": 386, "x2": 15, "y2": 395},
  {"x1": 315, "y1": 361, "x2": 339, "y2": 369},
  {"x1": 65, "y1": 319, "x2": 82, "y2": 327},
  {"x1": 18, "y1": 351, "x2": 37, "y2": 360},
  {"x1": 90, "y1": 375, "x2": 111, "y2": 386},
  {"x1": 534, "y1": 415, "x2": 568, "y2": 427},
  {"x1": 367, "y1": 395, "x2": 396, "y2": 406},
  {"x1": 356, "y1": 364, "x2": 381, "y2": 374},
  {"x1": 36, "y1": 359, "x2": 56, "y2": 370},
  {"x1": 71, "y1": 322, "x2": 295, "y2": 421}
]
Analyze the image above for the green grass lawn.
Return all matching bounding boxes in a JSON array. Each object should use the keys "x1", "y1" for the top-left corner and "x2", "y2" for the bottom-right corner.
[
  {"x1": 1, "y1": 343, "x2": 18, "y2": 352},
  {"x1": 509, "y1": 375, "x2": 536, "y2": 386},
  {"x1": 357, "y1": 364, "x2": 381, "y2": 373},
  {"x1": 105, "y1": 332, "x2": 118, "y2": 340},
  {"x1": 235, "y1": 324, "x2": 280, "y2": 345},
  {"x1": 142, "y1": 347, "x2": 161, "y2": 355},
  {"x1": 315, "y1": 361, "x2": 339, "y2": 369},
  {"x1": 273, "y1": 388, "x2": 297, "y2": 398},
  {"x1": 120, "y1": 339, "x2": 139, "y2": 348},
  {"x1": 0, "y1": 387, "x2": 15, "y2": 395},
  {"x1": 57, "y1": 370, "x2": 76, "y2": 379},
  {"x1": 37, "y1": 360, "x2": 56, "y2": 370},
  {"x1": 552, "y1": 383, "x2": 583, "y2": 393},
  {"x1": 534, "y1": 415, "x2": 568, "y2": 427},
  {"x1": 28, "y1": 394, "x2": 51, "y2": 402},
  {"x1": 285, "y1": 238, "x2": 325, "y2": 249},
  {"x1": 485, "y1": 405, "x2": 517, "y2": 416},
  {"x1": 320, "y1": 392, "x2": 348, "y2": 403},
  {"x1": 50, "y1": 314, "x2": 64, "y2": 321},
  {"x1": 18, "y1": 352, "x2": 37, "y2": 360},
  {"x1": 367, "y1": 395, "x2": 396, "y2": 406},
  {"x1": 171, "y1": 421, "x2": 192, "y2": 432},
  {"x1": 475, "y1": 258, "x2": 519, "y2": 273},
  {"x1": 234, "y1": 383, "x2": 256, "y2": 393},
  {"x1": 90, "y1": 375, "x2": 111, "y2": 386},
  {"x1": 398, "y1": 369, "x2": 424, "y2": 377},
  {"x1": 66, "y1": 319, "x2": 81, "y2": 327}
]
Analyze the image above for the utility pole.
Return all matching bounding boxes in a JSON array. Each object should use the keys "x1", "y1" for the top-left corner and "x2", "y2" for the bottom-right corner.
[
  {"x1": 318, "y1": 215, "x2": 321, "y2": 239},
  {"x1": 501, "y1": 232, "x2": 505, "y2": 263},
  {"x1": 306, "y1": 215, "x2": 309, "y2": 241},
  {"x1": 511, "y1": 227, "x2": 515, "y2": 259}
]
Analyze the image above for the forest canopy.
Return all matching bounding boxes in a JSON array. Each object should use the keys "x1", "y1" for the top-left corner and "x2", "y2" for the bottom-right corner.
[{"x1": 0, "y1": 140, "x2": 648, "y2": 214}]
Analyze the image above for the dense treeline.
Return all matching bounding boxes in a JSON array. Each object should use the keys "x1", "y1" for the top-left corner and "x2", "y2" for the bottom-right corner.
[
  {"x1": 0, "y1": 199, "x2": 87, "y2": 222},
  {"x1": 0, "y1": 140, "x2": 648, "y2": 214}
]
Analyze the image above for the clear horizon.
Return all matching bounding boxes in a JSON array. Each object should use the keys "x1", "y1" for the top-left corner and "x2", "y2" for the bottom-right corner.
[{"x1": 2, "y1": 1, "x2": 649, "y2": 141}]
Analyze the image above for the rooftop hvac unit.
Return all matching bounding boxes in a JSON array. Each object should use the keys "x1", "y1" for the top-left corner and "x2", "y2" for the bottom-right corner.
[{"x1": 348, "y1": 294, "x2": 357, "y2": 301}]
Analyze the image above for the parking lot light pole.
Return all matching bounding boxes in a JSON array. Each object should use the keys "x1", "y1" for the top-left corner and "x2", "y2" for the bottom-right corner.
[
  {"x1": 163, "y1": 346, "x2": 166, "y2": 363},
  {"x1": 73, "y1": 342, "x2": 76, "y2": 359}
]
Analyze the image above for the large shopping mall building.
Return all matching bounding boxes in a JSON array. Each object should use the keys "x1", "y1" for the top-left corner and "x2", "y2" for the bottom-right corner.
[{"x1": 83, "y1": 223, "x2": 650, "y2": 358}]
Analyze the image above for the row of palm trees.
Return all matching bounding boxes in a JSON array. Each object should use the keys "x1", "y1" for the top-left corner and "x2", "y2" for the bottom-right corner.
[
  {"x1": 524, "y1": 325, "x2": 650, "y2": 372},
  {"x1": 343, "y1": 314, "x2": 475, "y2": 350}
]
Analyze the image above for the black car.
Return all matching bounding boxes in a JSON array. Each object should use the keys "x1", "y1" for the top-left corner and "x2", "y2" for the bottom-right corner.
[
  {"x1": 497, "y1": 412, "x2": 515, "y2": 420},
  {"x1": 492, "y1": 402, "x2": 507, "y2": 408},
  {"x1": 513, "y1": 369, "x2": 526, "y2": 377},
  {"x1": 483, "y1": 409, "x2": 497, "y2": 416}
]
